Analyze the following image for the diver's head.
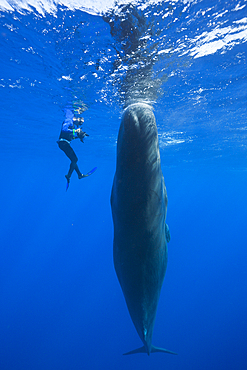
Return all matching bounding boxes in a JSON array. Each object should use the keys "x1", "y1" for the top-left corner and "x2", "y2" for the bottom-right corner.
[{"x1": 73, "y1": 117, "x2": 84, "y2": 127}]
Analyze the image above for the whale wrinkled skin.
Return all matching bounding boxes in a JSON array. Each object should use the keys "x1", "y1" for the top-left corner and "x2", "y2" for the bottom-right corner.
[{"x1": 111, "y1": 103, "x2": 176, "y2": 356}]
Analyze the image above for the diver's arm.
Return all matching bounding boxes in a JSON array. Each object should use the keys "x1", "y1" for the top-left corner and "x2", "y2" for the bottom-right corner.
[
  {"x1": 73, "y1": 128, "x2": 81, "y2": 138},
  {"x1": 75, "y1": 128, "x2": 89, "y2": 142}
]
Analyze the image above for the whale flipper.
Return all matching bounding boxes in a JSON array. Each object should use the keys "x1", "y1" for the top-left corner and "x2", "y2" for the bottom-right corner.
[{"x1": 165, "y1": 223, "x2": 171, "y2": 243}]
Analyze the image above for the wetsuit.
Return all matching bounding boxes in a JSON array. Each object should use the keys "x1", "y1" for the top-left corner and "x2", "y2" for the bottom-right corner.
[{"x1": 57, "y1": 109, "x2": 82, "y2": 180}]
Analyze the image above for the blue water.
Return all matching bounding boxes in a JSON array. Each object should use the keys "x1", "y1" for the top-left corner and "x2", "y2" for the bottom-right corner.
[{"x1": 0, "y1": 1, "x2": 247, "y2": 369}]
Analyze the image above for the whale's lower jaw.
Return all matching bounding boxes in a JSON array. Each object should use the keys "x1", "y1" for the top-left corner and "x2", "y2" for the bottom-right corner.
[
  {"x1": 114, "y1": 251, "x2": 166, "y2": 355},
  {"x1": 135, "y1": 319, "x2": 156, "y2": 355}
]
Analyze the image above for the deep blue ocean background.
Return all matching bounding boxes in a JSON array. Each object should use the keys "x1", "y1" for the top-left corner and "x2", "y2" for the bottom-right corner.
[{"x1": 0, "y1": 1, "x2": 247, "y2": 369}]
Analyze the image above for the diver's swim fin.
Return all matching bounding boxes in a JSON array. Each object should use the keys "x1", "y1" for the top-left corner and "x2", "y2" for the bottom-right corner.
[
  {"x1": 81, "y1": 167, "x2": 97, "y2": 178},
  {"x1": 65, "y1": 168, "x2": 97, "y2": 191},
  {"x1": 65, "y1": 175, "x2": 70, "y2": 191}
]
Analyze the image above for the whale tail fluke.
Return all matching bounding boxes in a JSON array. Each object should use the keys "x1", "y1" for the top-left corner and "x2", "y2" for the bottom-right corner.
[
  {"x1": 123, "y1": 345, "x2": 177, "y2": 356},
  {"x1": 123, "y1": 346, "x2": 146, "y2": 355},
  {"x1": 151, "y1": 345, "x2": 177, "y2": 355}
]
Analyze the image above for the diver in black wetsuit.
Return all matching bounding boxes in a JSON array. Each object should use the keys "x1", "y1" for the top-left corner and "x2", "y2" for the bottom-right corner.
[{"x1": 57, "y1": 108, "x2": 88, "y2": 185}]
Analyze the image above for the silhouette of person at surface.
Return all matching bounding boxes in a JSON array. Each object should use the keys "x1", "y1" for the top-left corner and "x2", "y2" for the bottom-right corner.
[{"x1": 57, "y1": 108, "x2": 88, "y2": 185}]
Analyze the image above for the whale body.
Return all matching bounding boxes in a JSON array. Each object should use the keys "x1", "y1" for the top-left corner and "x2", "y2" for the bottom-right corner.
[{"x1": 111, "y1": 103, "x2": 176, "y2": 356}]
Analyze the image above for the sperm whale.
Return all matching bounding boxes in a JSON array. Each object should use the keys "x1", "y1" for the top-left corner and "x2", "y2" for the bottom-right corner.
[{"x1": 111, "y1": 103, "x2": 176, "y2": 356}]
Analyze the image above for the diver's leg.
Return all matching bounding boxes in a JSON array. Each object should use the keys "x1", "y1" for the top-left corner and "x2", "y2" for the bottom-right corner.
[
  {"x1": 59, "y1": 142, "x2": 80, "y2": 179},
  {"x1": 67, "y1": 162, "x2": 83, "y2": 179},
  {"x1": 63, "y1": 144, "x2": 83, "y2": 178},
  {"x1": 74, "y1": 164, "x2": 83, "y2": 179},
  {"x1": 67, "y1": 162, "x2": 76, "y2": 179}
]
